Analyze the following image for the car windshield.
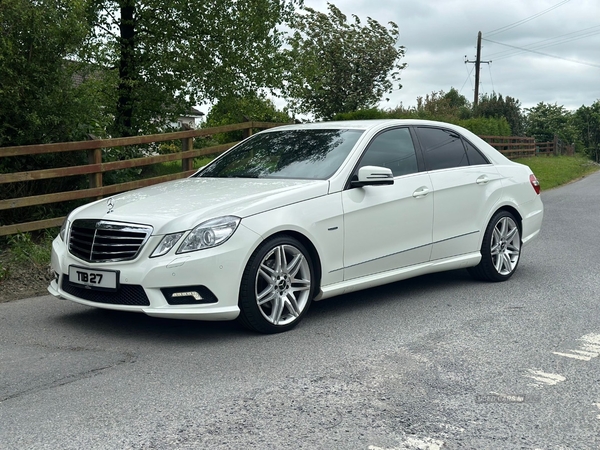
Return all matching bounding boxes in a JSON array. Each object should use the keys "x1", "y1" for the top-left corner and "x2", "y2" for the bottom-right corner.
[{"x1": 196, "y1": 129, "x2": 364, "y2": 180}]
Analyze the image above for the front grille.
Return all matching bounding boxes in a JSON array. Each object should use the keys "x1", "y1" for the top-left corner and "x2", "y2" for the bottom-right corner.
[
  {"x1": 62, "y1": 275, "x2": 150, "y2": 306},
  {"x1": 69, "y1": 219, "x2": 153, "y2": 263}
]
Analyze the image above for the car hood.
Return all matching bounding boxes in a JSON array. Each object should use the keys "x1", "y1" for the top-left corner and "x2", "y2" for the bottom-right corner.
[{"x1": 69, "y1": 178, "x2": 329, "y2": 235}]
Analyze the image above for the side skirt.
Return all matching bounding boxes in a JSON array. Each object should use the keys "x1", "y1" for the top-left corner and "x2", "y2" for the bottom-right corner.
[{"x1": 315, "y1": 252, "x2": 481, "y2": 301}]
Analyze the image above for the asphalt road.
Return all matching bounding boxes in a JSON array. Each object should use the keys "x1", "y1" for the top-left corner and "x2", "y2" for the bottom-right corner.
[{"x1": 1, "y1": 172, "x2": 600, "y2": 450}]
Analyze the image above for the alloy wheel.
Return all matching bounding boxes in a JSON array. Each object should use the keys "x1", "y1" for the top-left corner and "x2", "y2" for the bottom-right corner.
[
  {"x1": 490, "y1": 216, "x2": 521, "y2": 276},
  {"x1": 254, "y1": 244, "x2": 312, "y2": 326}
]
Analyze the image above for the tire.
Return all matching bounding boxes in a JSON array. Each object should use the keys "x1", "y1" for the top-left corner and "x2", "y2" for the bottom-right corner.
[
  {"x1": 238, "y1": 236, "x2": 315, "y2": 333},
  {"x1": 468, "y1": 210, "x2": 521, "y2": 282}
]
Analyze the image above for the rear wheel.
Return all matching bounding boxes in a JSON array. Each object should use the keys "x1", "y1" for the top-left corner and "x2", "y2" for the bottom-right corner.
[
  {"x1": 469, "y1": 211, "x2": 521, "y2": 282},
  {"x1": 238, "y1": 236, "x2": 315, "y2": 333}
]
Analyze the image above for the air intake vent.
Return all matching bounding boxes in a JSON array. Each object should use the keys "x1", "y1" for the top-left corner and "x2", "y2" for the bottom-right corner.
[
  {"x1": 69, "y1": 220, "x2": 153, "y2": 262},
  {"x1": 62, "y1": 275, "x2": 150, "y2": 305}
]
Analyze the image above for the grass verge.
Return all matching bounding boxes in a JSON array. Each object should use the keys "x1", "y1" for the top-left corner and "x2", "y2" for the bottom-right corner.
[
  {"x1": 513, "y1": 154, "x2": 600, "y2": 190},
  {"x1": 0, "y1": 230, "x2": 56, "y2": 302}
]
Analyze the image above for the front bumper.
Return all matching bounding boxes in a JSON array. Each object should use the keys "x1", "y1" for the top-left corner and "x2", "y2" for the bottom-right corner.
[{"x1": 48, "y1": 225, "x2": 261, "y2": 321}]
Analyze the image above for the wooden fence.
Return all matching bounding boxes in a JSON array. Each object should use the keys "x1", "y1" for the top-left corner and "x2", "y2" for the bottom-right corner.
[
  {"x1": 1, "y1": 125, "x2": 572, "y2": 237},
  {"x1": 480, "y1": 135, "x2": 574, "y2": 158},
  {"x1": 479, "y1": 136, "x2": 536, "y2": 158},
  {"x1": 0, "y1": 121, "x2": 286, "y2": 236},
  {"x1": 536, "y1": 135, "x2": 575, "y2": 157}
]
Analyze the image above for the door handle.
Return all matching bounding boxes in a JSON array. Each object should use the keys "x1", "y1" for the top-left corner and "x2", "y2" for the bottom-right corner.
[
  {"x1": 412, "y1": 186, "x2": 430, "y2": 198},
  {"x1": 476, "y1": 175, "x2": 490, "y2": 185}
]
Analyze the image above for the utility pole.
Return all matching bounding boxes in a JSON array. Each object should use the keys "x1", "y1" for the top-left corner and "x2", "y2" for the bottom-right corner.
[{"x1": 465, "y1": 31, "x2": 491, "y2": 106}]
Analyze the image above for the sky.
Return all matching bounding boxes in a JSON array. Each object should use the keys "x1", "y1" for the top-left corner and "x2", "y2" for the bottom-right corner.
[{"x1": 297, "y1": 0, "x2": 600, "y2": 111}]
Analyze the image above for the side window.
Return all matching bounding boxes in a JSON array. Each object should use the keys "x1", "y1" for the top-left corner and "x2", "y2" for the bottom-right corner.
[
  {"x1": 416, "y1": 127, "x2": 469, "y2": 171},
  {"x1": 464, "y1": 140, "x2": 490, "y2": 165},
  {"x1": 358, "y1": 128, "x2": 418, "y2": 177}
]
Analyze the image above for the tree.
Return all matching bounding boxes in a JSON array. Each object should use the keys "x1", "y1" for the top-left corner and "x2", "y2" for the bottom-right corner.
[
  {"x1": 0, "y1": 0, "x2": 112, "y2": 225},
  {"x1": 284, "y1": 3, "x2": 406, "y2": 119},
  {"x1": 475, "y1": 93, "x2": 524, "y2": 136},
  {"x1": 444, "y1": 88, "x2": 471, "y2": 111},
  {"x1": 0, "y1": 0, "x2": 105, "y2": 146},
  {"x1": 86, "y1": 0, "x2": 299, "y2": 137},
  {"x1": 411, "y1": 88, "x2": 471, "y2": 121},
  {"x1": 524, "y1": 102, "x2": 575, "y2": 143},
  {"x1": 573, "y1": 100, "x2": 600, "y2": 162}
]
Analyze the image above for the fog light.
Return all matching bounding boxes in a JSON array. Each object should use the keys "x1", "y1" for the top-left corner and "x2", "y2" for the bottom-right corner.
[
  {"x1": 161, "y1": 286, "x2": 218, "y2": 305},
  {"x1": 171, "y1": 291, "x2": 203, "y2": 301}
]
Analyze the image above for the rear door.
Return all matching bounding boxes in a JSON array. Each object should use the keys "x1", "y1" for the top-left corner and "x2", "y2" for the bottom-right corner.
[{"x1": 414, "y1": 126, "x2": 502, "y2": 261}]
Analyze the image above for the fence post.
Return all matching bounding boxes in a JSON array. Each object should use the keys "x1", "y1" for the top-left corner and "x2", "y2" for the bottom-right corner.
[
  {"x1": 181, "y1": 137, "x2": 194, "y2": 172},
  {"x1": 242, "y1": 121, "x2": 254, "y2": 140}
]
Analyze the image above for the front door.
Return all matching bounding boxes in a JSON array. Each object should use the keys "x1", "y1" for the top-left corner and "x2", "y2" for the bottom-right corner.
[{"x1": 342, "y1": 127, "x2": 434, "y2": 281}]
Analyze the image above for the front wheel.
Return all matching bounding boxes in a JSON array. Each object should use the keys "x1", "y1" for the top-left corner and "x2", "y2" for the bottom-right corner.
[
  {"x1": 469, "y1": 211, "x2": 521, "y2": 282},
  {"x1": 238, "y1": 236, "x2": 315, "y2": 333}
]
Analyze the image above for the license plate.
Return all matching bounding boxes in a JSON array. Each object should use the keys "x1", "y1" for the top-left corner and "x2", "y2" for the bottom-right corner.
[{"x1": 68, "y1": 266, "x2": 119, "y2": 291}]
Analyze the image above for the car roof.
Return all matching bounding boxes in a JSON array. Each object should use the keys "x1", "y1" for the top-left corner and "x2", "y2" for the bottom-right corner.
[{"x1": 267, "y1": 119, "x2": 469, "y2": 132}]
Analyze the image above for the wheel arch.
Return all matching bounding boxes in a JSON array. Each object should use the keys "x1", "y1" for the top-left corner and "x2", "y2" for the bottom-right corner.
[{"x1": 494, "y1": 205, "x2": 523, "y2": 235}]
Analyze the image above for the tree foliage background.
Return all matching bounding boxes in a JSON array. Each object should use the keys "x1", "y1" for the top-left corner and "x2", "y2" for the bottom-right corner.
[
  {"x1": 0, "y1": 0, "x2": 108, "y2": 225},
  {"x1": 334, "y1": 88, "x2": 512, "y2": 136},
  {"x1": 475, "y1": 93, "x2": 524, "y2": 136},
  {"x1": 1, "y1": 0, "x2": 599, "y2": 158},
  {"x1": 86, "y1": 0, "x2": 299, "y2": 137},
  {"x1": 524, "y1": 102, "x2": 574, "y2": 143},
  {"x1": 284, "y1": 3, "x2": 406, "y2": 120},
  {"x1": 0, "y1": 0, "x2": 106, "y2": 146},
  {"x1": 204, "y1": 93, "x2": 291, "y2": 144},
  {"x1": 574, "y1": 101, "x2": 600, "y2": 162}
]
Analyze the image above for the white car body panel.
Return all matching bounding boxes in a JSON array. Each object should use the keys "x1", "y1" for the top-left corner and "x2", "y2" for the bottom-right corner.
[
  {"x1": 319, "y1": 252, "x2": 481, "y2": 299},
  {"x1": 71, "y1": 178, "x2": 329, "y2": 235},
  {"x1": 48, "y1": 119, "x2": 544, "y2": 324},
  {"x1": 342, "y1": 171, "x2": 434, "y2": 280},
  {"x1": 240, "y1": 193, "x2": 346, "y2": 287},
  {"x1": 495, "y1": 163, "x2": 545, "y2": 245},
  {"x1": 428, "y1": 164, "x2": 503, "y2": 261}
]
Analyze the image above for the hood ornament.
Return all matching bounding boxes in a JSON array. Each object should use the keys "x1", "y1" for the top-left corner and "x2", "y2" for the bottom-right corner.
[{"x1": 106, "y1": 197, "x2": 115, "y2": 214}]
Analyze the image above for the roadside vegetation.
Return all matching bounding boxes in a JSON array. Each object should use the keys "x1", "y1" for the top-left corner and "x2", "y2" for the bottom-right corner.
[{"x1": 0, "y1": 231, "x2": 55, "y2": 301}]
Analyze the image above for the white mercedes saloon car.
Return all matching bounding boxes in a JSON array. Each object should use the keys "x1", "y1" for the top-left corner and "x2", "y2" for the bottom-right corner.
[{"x1": 49, "y1": 120, "x2": 543, "y2": 333}]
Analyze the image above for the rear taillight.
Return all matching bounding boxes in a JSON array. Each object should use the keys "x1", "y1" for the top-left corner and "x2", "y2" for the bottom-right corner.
[{"x1": 530, "y1": 174, "x2": 540, "y2": 195}]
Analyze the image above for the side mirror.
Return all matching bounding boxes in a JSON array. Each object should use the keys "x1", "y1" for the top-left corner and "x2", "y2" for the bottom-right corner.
[{"x1": 351, "y1": 166, "x2": 394, "y2": 188}]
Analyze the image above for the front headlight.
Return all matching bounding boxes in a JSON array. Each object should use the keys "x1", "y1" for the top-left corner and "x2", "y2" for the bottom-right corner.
[
  {"x1": 150, "y1": 232, "x2": 184, "y2": 258},
  {"x1": 59, "y1": 219, "x2": 70, "y2": 242},
  {"x1": 177, "y1": 216, "x2": 241, "y2": 254}
]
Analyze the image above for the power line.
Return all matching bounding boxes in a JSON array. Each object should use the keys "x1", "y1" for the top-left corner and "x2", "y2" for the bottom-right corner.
[
  {"x1": 459, "y1": 63, "x2": 475, "y2": 95},
  {"x1": 482, "y1": 37, "x2": 600, "y2": 68},
  {"x1": 487, "y1": 64, "x2": 495, "y2": 93},
  {"x1": 486, "y1": 0, "x2": 571, "y2": 37},
  {"x1": 487, "y1": 25, "x2": 600, "y2": 60}
]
